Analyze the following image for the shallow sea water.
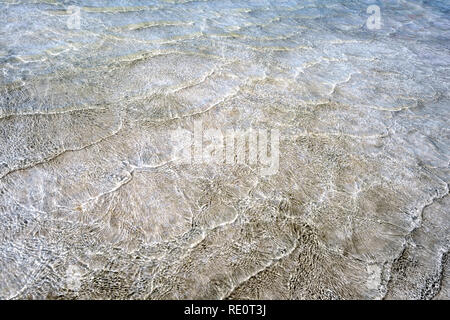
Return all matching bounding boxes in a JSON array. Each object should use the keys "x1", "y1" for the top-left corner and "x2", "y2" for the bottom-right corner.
[{"x1": 0, "y1": 0, "x2": 449, "y2": 299}]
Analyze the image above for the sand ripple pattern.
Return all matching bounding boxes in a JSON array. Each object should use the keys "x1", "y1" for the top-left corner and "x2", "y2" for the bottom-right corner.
[{"x1": 0, "y1": 0, "x2": 449, "y2": 299}]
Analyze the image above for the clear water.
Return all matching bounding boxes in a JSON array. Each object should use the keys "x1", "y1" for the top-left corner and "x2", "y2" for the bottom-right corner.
[{"x1": 0, "y1": 0, "x2": 449, "y2": 299}]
